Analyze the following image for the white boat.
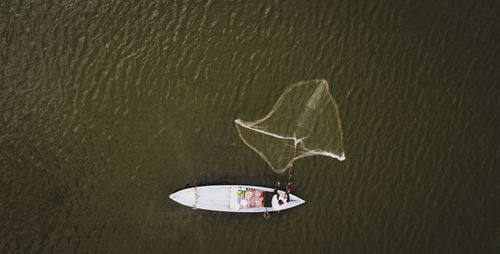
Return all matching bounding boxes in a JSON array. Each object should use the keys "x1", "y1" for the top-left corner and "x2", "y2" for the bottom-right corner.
[{"x1": 169, "y1": 185, "x2": 305, "y2": 213}]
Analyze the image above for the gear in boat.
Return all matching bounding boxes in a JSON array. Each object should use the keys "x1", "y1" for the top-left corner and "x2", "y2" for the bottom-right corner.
[
  {"x1": 230, "y1": 181, "x2": 294, "y2": 211},
  {"x1": 230, "y1": 188, "x2": 269, "y2": 211}
]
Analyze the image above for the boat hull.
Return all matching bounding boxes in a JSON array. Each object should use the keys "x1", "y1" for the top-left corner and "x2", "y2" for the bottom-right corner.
[{"x1": 169, "y1": 185, "x2": 305, "y2": 213}]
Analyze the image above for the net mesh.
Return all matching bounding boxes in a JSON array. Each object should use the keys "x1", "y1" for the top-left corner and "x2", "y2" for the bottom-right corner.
[{"x1": 235, "y1": 79, "x2": 345, "y2": 173}]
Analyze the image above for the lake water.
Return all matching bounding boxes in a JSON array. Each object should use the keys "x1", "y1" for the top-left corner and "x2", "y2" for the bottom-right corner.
[{"x1": 1, "y1": 0, "x2": 498, "y2": 253}]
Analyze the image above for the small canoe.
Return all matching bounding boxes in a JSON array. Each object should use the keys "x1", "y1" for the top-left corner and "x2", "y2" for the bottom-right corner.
[{"x1": 169, "y1": 185, "x2": 305, "y2": 213}]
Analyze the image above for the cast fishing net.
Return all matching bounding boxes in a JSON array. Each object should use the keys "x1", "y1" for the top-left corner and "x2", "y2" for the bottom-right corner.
[{"x1": 235, "y1": 79, "x2": 345, "y2": 174}]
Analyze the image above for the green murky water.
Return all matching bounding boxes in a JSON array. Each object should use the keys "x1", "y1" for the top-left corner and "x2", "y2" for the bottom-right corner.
[{"x1": 1, "y1": 0, "x2": 498, "y2": 253}]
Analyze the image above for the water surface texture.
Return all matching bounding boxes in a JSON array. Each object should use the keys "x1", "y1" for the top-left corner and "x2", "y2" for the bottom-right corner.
[{"x1": 1, "y1": 0, "x2": 499, "y2": 253}]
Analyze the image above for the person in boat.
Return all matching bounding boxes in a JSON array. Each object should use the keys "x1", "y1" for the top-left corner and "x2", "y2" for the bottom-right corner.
[
  {"x1": 273, "y1": 181, "x2": 280, "y2": 196},
  {"x1": 272, "y1": 181, "x2": 284, "y2": 210},
  {"x1": 286, "y1": 181, "x2": 293, "y2": 202},
  {"x1": 271, "y1": 181, "x2": 293, "y2": 210}
]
